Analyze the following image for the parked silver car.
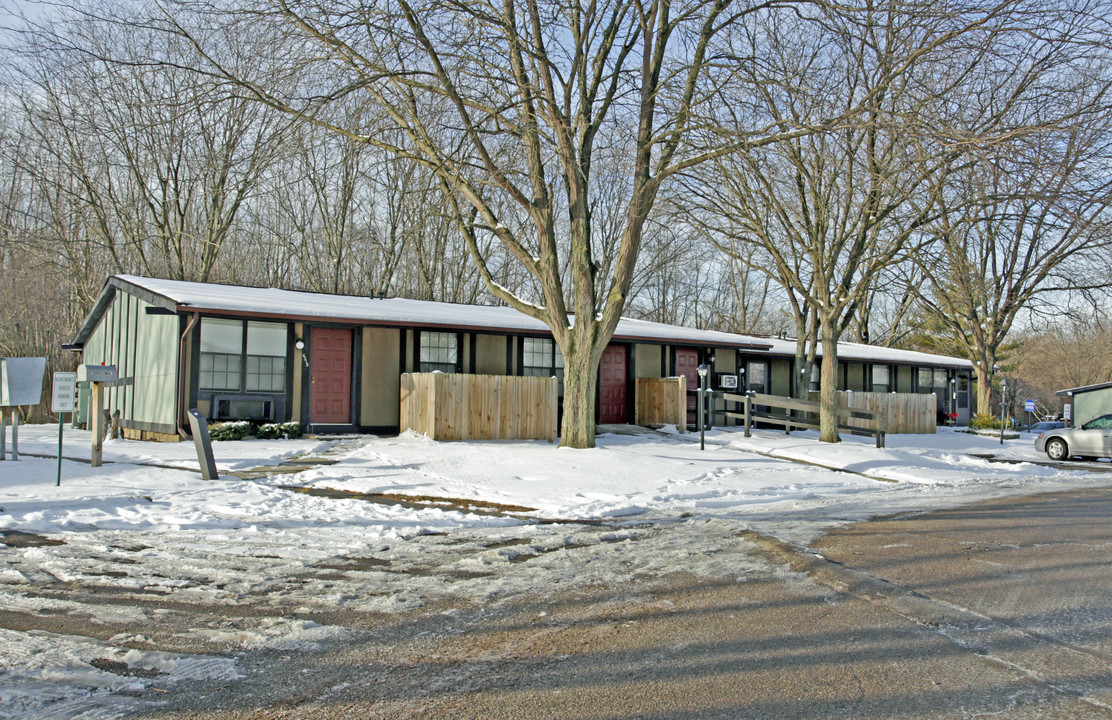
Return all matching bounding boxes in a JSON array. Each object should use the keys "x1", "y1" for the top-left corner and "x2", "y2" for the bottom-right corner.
[{"x1": 1034, "y1": 413, "x2": 1112, "y2": 460}]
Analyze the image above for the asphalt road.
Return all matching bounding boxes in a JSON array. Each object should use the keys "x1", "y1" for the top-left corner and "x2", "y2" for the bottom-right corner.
[{"x1": 124, "y1": 485, "x2": 1112, "y2": 720}]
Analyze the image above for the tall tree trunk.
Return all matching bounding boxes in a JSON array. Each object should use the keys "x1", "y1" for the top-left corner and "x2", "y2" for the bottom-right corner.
[
  {"x1": 974, "y1": 350, "x2": 996, "y2": 418},
  {"x1": 819, "y1": 314, "x2": 841, "y2": 443},
  {"x1": 559, "y1": 328, "x2": 601, "y2": 448}
]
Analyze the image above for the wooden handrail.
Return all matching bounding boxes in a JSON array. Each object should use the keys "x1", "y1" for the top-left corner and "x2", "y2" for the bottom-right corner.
[{"x1": 720, "y1": 392, "x2": 886, "y2": 448}]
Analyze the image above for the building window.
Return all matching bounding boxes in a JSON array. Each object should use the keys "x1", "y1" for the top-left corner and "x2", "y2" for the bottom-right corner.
[
  {"x1": 420, "y1": 331, "x2": 459, "y2": 373},
  {"x1": 199, "y1": 318, "x2": 287, "y2": 392},
  {"x1": 522, "y1": 337, "x2": 564, "y2": 388},
  {"x1": 200, "y1": 353, "x2": 242, "y2": 391},
  {"x1": 746, "y1": 361, "x2": 767, "y2": 394},
  {"x1": 808, "y1": 364, "x2": 820, "y2": 393},
  {"x1": 200, "y1": 318, "x2": 244, "y2": 390},
  {"x1": 246, "y1": 322, "x2": 287, "y2": 391},
  {"x1": 918, "y1": 367, "x2": 955, "y2": 413},
  {"x1": 871, "y1": 365, "x2": 891, "y2": 393}
]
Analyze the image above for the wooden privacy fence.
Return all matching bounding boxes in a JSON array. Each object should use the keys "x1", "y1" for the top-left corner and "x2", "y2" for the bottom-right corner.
[
  {"x1": 822, "y1": 391, "x2": 936, "y2": 434},
  {"x1": 400, "y1": 372, "x2": 558, "y2": 442},
  {"x1": 724, "y1": 391, "x2": 887, "y2": 447},
  {"x1": 634, "y1": 376, "x2": 687, "y2": 432}
]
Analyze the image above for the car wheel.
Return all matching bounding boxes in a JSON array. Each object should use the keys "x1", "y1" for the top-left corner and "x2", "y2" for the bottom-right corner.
[{"x1": 1046, "y1": 438, "x2": 1070, "y2": 461}]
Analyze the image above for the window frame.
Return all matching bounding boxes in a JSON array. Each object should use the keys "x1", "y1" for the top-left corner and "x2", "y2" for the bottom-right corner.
[
  {"x1": 871, "y1": 364, "x2": 891, "y2": 393},
  {"x1": 198, "y1": 318, "x2": 289, "y2": 394},
  {"x1": 520, "y1": 336, "x2": 564, "y2": 390},
  {"x1": 418, "y1": 330, "x2": 461, "y2": 373}
]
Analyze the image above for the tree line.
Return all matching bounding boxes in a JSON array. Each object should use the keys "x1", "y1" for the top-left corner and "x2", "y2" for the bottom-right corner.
[{"x1": 1, "y1": 0, "x2": 1109, "y2": 443}]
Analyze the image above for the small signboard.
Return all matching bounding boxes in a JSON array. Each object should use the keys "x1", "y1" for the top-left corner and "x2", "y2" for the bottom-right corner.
[
  {"x1": 77, "y1": 364, "x2": 118, "y2": 383},
  {"x1": 1064, "y1": 403, "x2": 1072, "y2": 421},
  {"x1": 52, "y1": 372, "x2": 78, "y2": 413},
  {"x1": 1024, "y1": 399, "x2": 1036, "y2": 413},
  {"x1": 0, "y1": 357, "x2": 47, "y2": 406}
]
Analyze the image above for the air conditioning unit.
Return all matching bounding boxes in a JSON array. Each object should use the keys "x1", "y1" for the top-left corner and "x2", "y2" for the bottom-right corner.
[{"x1": 716, "y1": 373, "x2": 739, "y2": 390}]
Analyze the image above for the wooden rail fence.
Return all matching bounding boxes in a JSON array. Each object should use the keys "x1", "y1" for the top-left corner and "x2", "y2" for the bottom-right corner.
[
  {"x1": 634, "y1": 376, "x2": 687, "y2": 432},
  {"x1": 400, "y1": 373, "x2": 558, "y2": 442},
  {"x1": 724, "y1": 391, "x2": 887, "y2": 447}
]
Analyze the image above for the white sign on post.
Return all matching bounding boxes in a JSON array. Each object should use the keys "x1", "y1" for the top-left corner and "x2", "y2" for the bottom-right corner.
[
  {"x1": 0, "y1": 357, "x2": 46, "y2": 406},
  {"x1": 1, "y1": 357, "x2": 46, "y2": 462},
  {"x1": 1064, "y1": 403, "x2": 1072, "y2": 421},
  {"x1": 52, "y1": 372, "x2": 77, "y2": 413}
]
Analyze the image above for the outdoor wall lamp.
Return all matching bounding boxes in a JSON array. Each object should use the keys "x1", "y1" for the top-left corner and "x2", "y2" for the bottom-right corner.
[{"x1": 294, "y1": 340, "x2": 305, "y2": 351}]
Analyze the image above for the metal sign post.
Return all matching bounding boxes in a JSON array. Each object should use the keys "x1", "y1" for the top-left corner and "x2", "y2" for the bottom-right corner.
[
  {"x1": 1024, "y1": 399, "x2": 1035, "y2": 432},
  {"x1": 52, "y1": 372, "x2": 77, "y2": 486},
  {"x1": 697, "y1": 364, "x2": 709, "y2": 451},
  {"x1": 999, "y1": 380, "x2": 1007, "y2": 445}
]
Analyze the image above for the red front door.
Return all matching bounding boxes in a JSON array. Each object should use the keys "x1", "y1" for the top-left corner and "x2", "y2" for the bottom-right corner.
[
  {"x1": 676, "y1": 348, "x2": 700, "y2": 426},
  {"x1": 598, "y1": 344, "x2": 628, "y2": 424},
  {"x1": 310, "y1": 327, "x2": 353, "y2": 425}
]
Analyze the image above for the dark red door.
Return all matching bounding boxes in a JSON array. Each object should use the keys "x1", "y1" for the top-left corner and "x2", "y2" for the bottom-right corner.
[
  {"x1": 310, "y1": 328, "x2": 353, "y2": 424},
  {"x1": 676, "y1": 348, "x2": 700, "y2": 426},
  {"x1": 598, "y1": 344, "x2": 628, "y2": 424}
]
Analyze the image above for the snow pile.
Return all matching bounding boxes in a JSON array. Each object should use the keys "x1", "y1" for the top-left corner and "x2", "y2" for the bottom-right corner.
[{"x1": 0, "y1": 423, "x2": 1105, "y2": 718}]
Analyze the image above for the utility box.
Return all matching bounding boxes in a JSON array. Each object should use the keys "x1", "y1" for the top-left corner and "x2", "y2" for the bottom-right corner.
[
  {"x1": 715, "y1": 373, "x2": 739, "y2": 391},
  {"x1": 0, "y1": 357, "x2": 47, "y2": 406},
  {"x1": 74, "y1": 382, "x2": 91, "y2": 428}
]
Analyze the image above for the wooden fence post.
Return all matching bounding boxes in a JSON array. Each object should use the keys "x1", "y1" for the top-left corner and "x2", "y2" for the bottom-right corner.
[{"x1": 89, "y1": 382, "x2": 104, "y2": 467}]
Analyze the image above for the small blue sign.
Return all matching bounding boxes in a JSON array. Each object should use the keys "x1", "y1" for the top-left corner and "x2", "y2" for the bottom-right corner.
[{"x1": 1024, "y1": 399, "x2": 1036, "y2": 412}]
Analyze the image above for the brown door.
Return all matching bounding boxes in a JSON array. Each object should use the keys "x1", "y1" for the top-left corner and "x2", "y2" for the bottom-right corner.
[
  {"x1": 676, "y1": 348, "x2": 700, "y2": 426},
  {"x1": 310, "y1": 327, "x2": 353, "y2": 424},
  {"x1": 598, "y1": 344, "x2": 628, "y2": 424}
]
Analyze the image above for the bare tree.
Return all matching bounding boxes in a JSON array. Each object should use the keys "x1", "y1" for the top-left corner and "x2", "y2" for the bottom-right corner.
[
  {"x1": 912, "y1": 99, "x2": 1112, "y2": 415},
  {"x1": 162, "y1": 0, "x2": 831, "y2": 447},
  {"x1": 679, "y1": 0, "x2": 1099, "y2": 441},
  {"x1": 1013, "y1": 308, "x2": 1112, "y2": 414},
  {"x1": 11, "y1": 7, "x2": 291, "y2": 284}
]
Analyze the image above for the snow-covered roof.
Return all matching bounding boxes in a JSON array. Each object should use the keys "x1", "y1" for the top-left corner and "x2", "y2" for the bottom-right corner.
[
  {"x1": 759, "y1": 336, "x2": 973, "y2": 369},
  {"x1": 1056, "y1": 381, "x2": 1112, "y2": 396},
  {"x1": 80, "y1": 275, "x2": 772, "y2": 350},
  {"x1": 73, "y1": 275, "x2": 971, "y2": 368}
]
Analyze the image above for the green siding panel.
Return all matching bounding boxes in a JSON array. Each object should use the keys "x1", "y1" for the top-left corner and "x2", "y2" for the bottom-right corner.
[
  {"x1": 1074, "y1": 388, "x2": 1112, "y2": 426},
  {"x1": 132, "y1": 299, "x2": 179, "y2": 428},
  {"x1": 770, "y1": 360, "x2": 792, "y2": 396},
  {"x1": 81, "y1": 292, "x2": 178, "y2": 429}
]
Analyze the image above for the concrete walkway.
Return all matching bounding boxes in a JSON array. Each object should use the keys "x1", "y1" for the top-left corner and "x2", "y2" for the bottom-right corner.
[{"x1": 131, "y1": 486, "x2": 1112, "y2": 720}]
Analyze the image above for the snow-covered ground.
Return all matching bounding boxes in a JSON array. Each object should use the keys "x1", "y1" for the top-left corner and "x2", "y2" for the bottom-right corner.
[{"x1": 0, "y1": 423, "x2": 1107, "y2": 718}]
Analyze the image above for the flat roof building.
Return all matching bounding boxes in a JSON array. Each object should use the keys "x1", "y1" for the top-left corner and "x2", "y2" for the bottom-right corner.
[{"x1": 70, "y1": 275, "x2": 975, "y2": 439}]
